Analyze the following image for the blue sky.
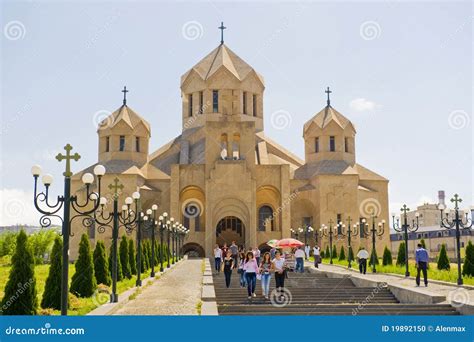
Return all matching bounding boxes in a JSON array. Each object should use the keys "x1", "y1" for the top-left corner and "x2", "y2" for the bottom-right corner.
[{"x1": 0, "y1": 0, "x2": 472, "y2": 225}]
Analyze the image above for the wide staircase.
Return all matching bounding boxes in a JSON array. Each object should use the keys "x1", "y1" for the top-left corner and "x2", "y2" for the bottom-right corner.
[{"x1": 213, "y1": 270, "x2": 459, "y2": 315}]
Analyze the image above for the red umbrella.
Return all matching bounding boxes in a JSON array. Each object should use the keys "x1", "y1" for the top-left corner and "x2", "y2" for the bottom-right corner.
[{"x1": 276, "y1": 238, "x2": 304, "y2": 248}]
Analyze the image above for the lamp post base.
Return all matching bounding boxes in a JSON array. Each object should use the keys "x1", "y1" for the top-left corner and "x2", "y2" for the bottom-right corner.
[
  {"x1": 110, "y1": 293, "x2": 119, "y2": 303},
  {"x1": 136, "y1": 279, "x2": 142, "y2": 287},
  {"x1": 151, "y1": 271, "x2": 155, "y2": 277},
  {"x1": 405, "y1": 272, "x2": 410, "y2": 277}
]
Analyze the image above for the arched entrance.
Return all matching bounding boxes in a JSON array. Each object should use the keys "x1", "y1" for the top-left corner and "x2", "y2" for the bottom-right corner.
[
  {"x1": 182, "y1": 243, "x2": 205, "y2": 258},
  {"x1": 216, "y1": 216, "x2": 245, "y2": 247}
]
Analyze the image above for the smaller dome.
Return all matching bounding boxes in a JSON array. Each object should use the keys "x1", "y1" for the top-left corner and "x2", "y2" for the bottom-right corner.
[
  {"x1": 98, "y1": 104, "x2": 151, "y2": 133},
  {"x1": 303, "y1": 105, "x2": 355, "y2": 134}
]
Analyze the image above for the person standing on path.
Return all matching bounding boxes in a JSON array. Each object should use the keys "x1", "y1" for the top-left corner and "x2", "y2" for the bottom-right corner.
[
  {"x1": 272, "y1": 251, "x2": 286, "y2": 298},
  {"x1": 415, "y1": 243, "x2": 429, "y2": 287},
  {"x1": 313, "y1": 245, "x2": 321, "y2": 268},
  {"x1": 357, "y1": 247, "x2": 369, "y2": 274},
  {"x1": 259, "y1": 252, "x2": 274, "y2": 299},
  {"x1": 221, "y1": 250, "x2": 234, "y2": 288},
  {"x1": 243, "y1": 251, "x2": 259, "y2": 299},
  {"x1": 214, "y1": 244, "x2": 222, "y2": 274},
  {"x1": 305, "y1": 244, "x2": 311, "y2": 260},
  {"x1": 295, "y1": 247, "x2": 305, "y2": 273},
  {"x1": 253, "y1": 247, "x2": 261, "y2": 265},
  {"x1": 230, "y1": 241, "x2": 239, "y2": 269}
]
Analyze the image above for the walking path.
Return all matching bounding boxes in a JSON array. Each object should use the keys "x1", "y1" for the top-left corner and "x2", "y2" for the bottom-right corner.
[
  {"x1": 113, "y1": 259, "x2": 203, "y2": 315},
  {"x1": 307, "y1": 261, "x2": 474, "y2": 313}
]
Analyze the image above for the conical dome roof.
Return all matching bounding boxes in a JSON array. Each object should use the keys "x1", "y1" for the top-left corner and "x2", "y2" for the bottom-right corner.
[
  {"x1": 181, "y1": 44, "x2": 264, "y2": 85},
  {"x1": 303, "y1": 105, "x2": 355, "y2": 133},
  {"x1": 98, "y1": 104, "x2": 151, "y2": 133}
]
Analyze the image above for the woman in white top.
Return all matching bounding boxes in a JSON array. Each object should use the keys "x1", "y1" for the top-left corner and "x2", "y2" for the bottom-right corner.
[
  {"x1": 243, "y1": 251, "x2": 259, "y2": 299},
  {"x1": 214, "y1": 244, "x2": 222, "y2": 273},
  {"x1": 272, "y1": 250, "x2": 286, "y2": 293},
  {"x1": 313, "y1": 245, "x2": 321, "y2": 268}
]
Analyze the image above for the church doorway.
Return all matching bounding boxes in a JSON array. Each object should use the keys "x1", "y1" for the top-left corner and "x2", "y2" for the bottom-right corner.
[
  {"x1": 216, "y1": 216, "x2": 245, "y2": 247},
  {"x1": 182, "y1": 243, "x2": 205, "y2": 258}
]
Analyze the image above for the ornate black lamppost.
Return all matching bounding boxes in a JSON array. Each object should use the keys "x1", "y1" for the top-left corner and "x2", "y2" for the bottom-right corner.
[
  {"x1": 144, "y1": 205, "x2": 159, "y2": 277},
  {"x1": 177, "y1": 225, "x2": 188, "y2": 259},
  {"x1": 361, "y1": 213, "x2": 385, "y2": 273},
  {"x1": 336, "y1": 217, "x2": 359, "y2": 269},
  {"x1": 290, "y1": 228, "x2": 299, "y2": 240},
  {"x1": 300, "y1": 226, "x2": 314, "y2": 259},
  {"x1": 320, "y1": 220, "x2": 335, "y2": 264},
  {"x1": 392, "y1": 205, "x2": 419, "y2": 277},
  {"x1": 438, "y1": 193, "x2": 473, "y2": 285},
  {"x1": 158, "y1": 213, "x2": 169, "y2": 272},
  {"x1": 94, "y1": 180, "x2": 141, "y2": 301},
  {"x1": 31, "y1": 144, "x2": 106, "y2": 315},
  {"x1": 166, "y1": 216, "x2": 174, "y2": 268}
]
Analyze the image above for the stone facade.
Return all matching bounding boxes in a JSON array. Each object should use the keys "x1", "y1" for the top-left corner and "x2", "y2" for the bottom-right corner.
[{"x1": 70, "y1": 43, "x2": 390, "y2": 259}]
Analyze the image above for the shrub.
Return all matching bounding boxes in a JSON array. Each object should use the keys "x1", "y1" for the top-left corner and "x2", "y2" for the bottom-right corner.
[
  {"x1": 332, "y1": 245, "x2": 337, "y2": 259},
  {"x1": 41, "y1": 236, "x2": 62, "y2": 309},
  {"x1": 119, "y1": 236, "x2": 131, "y2": 279},
  {"x1": 109, "y1": 243, "x2": 123, "y2": 281},
  {"x1": 437, "y1": 244, "x2": 450, "y2": 270},
  {"x1": 0, "y1": 230, "x2": 38, "y2": 315},
  {"x1": 462, "y1": 240, "x2": 474, "y2": 277},
  {"x1": 0, "y1": 231, "x2": 18, "y2": 257},
  {"x1": 338, "y1": 246, "x2": 345, "y2": 261},
  {"x1": 325, "y1": 245, "x2": 330, "y2": 259},
  {"x1": 369, "y1": 248, "x2": 379, "y2": 266},
  {"x1": 93, "y1": 240, "x2": 111, "y2": 286},
  {"x1": 320, "y1": 251, "x2": 325, "y2": 259},
  {"x1": 70, "y1": 234, "x2": 97, "y2": 297},
  {"x1": 348, "y1": 246, "x2": 354, "y2": 262},
  {"x1": 382, "y1": 246, "x2": 393, "y2": 266},
  {"x1": 420, "y1": 238, "x2": 426, "y2": 249},
  {"x1": 128, "y1": 239, "x2": 137, "y2": 275},
  {"x1": 396, "y1": 242, "x2": 406, "y2": 266},
  {"x1": 28, "y1": 229, "x2": 58, "y2": 264}
]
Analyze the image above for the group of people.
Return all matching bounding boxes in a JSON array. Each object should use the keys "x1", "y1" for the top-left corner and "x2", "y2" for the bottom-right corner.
[{"x1": 214, "y1": 242, "x2": 287, "y2": 300}]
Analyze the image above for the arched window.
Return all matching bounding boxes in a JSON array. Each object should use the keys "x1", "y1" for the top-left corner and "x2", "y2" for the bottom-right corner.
[{"x1": 258, "y1": 206, "x2": 274, "y2": 231}]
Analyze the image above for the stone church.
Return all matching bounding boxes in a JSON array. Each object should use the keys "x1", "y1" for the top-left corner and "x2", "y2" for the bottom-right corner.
[{"x1": 70, "y1": 41, "x2": 390, "y2": 258}]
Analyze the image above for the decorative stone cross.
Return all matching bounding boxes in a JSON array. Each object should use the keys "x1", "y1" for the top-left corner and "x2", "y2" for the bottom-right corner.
[
  {"x1": 56, "y1": 144, "x2": 81, "y2": 177},
  {"x1": 108, "y1": 177, "x2": 124, "y2": 199},
  {"x1": 122, "y1": 86, "x2": 129, "y2": 105},
  {"x1": 218, "y1": 22, "x2": 226, "y2": 45},
  {"x1": 325, "y1": 86, "x2": 332, "y2": 106}
]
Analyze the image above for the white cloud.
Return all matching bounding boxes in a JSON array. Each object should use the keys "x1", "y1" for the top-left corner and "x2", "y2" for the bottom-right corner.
[
  {"x1": 349, "y1": 98, "x2": 378, "y2": 112},
  {"x1": 0, "y1": 189, "x2": 42, "y2": 226}
]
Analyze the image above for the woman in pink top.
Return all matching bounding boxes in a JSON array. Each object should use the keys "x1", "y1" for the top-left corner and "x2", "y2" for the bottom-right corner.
[{"x1": 243, "y1": 251, "x2": 259, "y2": 299}]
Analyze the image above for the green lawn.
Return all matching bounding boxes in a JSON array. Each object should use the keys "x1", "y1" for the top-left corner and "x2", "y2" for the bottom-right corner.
[
  {"x1": 0, "y1": 257, "x2": 177, "y2": 315},
  {"x1": 314, "y1": 257, "x2": 474, "y2": 285}
]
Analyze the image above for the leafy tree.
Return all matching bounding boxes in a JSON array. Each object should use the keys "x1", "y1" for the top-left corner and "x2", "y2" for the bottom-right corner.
[
  {"x1": 41, "y1": 236, "x2": 62, "y2": 309},
  {"x1": 119, "y1": 236, "x2": 131, "y2": 279},
  {"x1": 462, "y1": 240, "x2": 474, "y2": 277},
  {"x1": 338, "y1": 246, "x2": 345, "y2": 261},
  {"x1": 28, "y1": 229, "x2": 58, "y2": 264},
  {"x1": 437, "y1": 244, "x2": 450, "y2": 270},
  {"x1": 382, "y1": 246, "x2": 393, "y2": 266},
  {"x1": 325, "y1": 245, "x2": 330, "y2": 259},
  {"x1": 396, "y1": 242, "x2": 406, "y2": 266},
  {"x1": 109, "y1": 243, "x2": 123, "y2": 281},
  {"x1": 93, "y1": 240, "x2": 111, "y2": 286},
  {"x1": 0, "y1": 231, "x2": 18, "y2": 257},
  {"x1": 70, "y1": 234, "x2": 97, "y2": 297},
  {"x1": 0, "y1": 230, "x2": 38, "y2": 315},
  {"x1": 348, "y1": 246, "x2": 354, "y2": 262},
  {"x1": 128, "y1": 239, "x2": 137, "y2": 275},
  {"x1": 332, "y1": 245, "x2": 337, "y2": 259},
  {"x1": 369, "y1": 248, "x2": 379, "y2": 266}
]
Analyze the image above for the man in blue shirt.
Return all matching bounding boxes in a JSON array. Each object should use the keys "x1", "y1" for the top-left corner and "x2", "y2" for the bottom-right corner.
[{"x1": 415, "y1": 243, "x2": 429, "y2": 287}]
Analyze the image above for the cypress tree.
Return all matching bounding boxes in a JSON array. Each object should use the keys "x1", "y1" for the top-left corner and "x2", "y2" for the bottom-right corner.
[
  {"x1": 41, "y1": 236, "x2": 62, "y2": 309},
  {"x1": 462, "y1": 240, "x2": 474, "y2": 277},
  {"x1": 369, "y1": 248, "x2": 379, "y2": 266},
  {"x1": 382, "y1": 246, "x2": 393, "y2": 266},
  {"x1": 119, "y1": 236, "x2": 131, "y2": 279},
  {"x1": 70, "y1": 234, "x2": 97, "y2": 297},
  {"x1": 320, "y1": 251, "x2": 325, "y2": 259},
  {"x1": 128, "y1": 239, "x2": 137, "y2": 275},
  {"x1": 325, "y1": 245, "x2": 330, "y2": 259},
  {"x1": 93, "y1": 240, "x2": 111, "y2": 286},
  {"x1": 146, "y1": 239, "x2": 153, "y2": 267},
  {"x1": 1, "y1": 230, "x2": 38, "y2": 315},
  {"x1": 437, "y1": 244, "x2": 450, "y2": 270},
  {"x1": 348, "y1": 246, "x2": 354, "y2": 262},
  {"x1": 109, "y1": 243, "x2": 123, "y2": 282},
  {"x1": 420, "y1": 238, "x2": 426, "y2": 249},
  {"x1": 396, "y1": 242, "x2": 406, "y2": 266},
  {"x1": 332, "y1": 245, "x2": 337, "y2": 259},
  {"x1": 338, "y1": 246, "x2": 345, "y2": 261}
]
